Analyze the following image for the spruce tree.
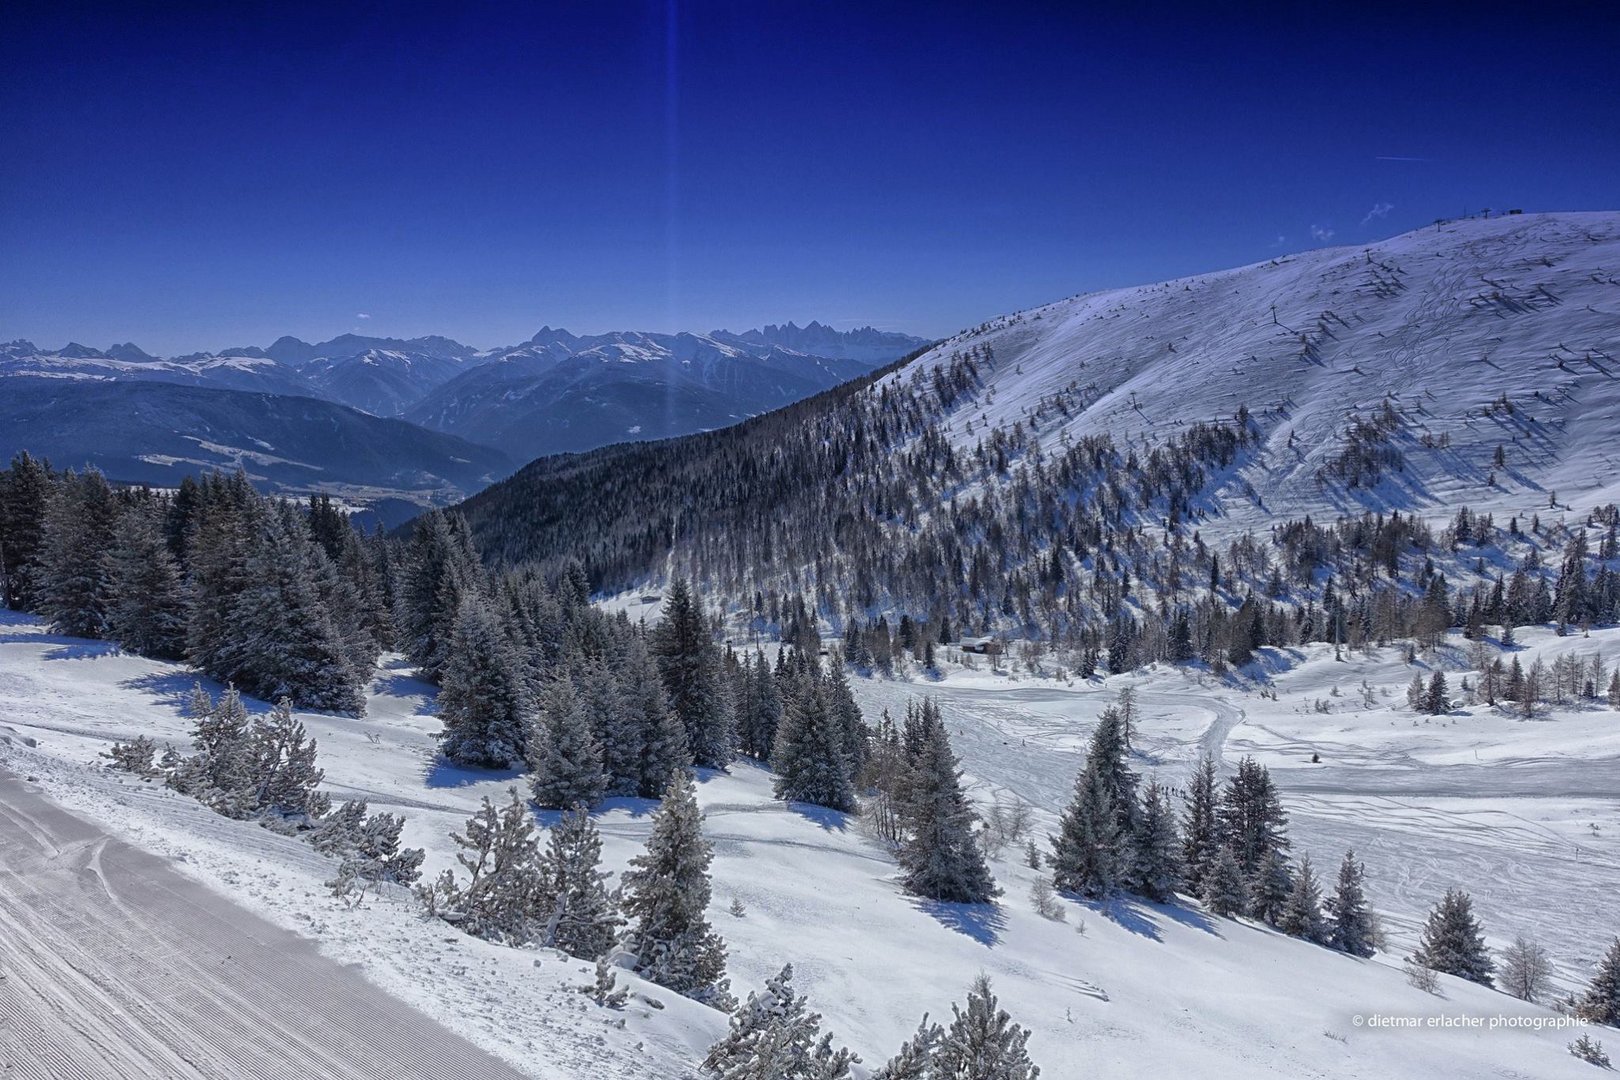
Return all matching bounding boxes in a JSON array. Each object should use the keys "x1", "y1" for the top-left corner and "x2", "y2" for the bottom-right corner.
[
  {"x1": 624, "y1": 633, "x2": 691, "y2": 797},
  {"x1": 1202, "y1": 846, "x2": 1247, "y2": 917},
  {"x1": 1180, "y1": 756, "x2": 1220, "y2": 895},
  {"x1": 528, "y1": 677, "x2": 608, "y2": 809},
  {"x1": 738, "y1": 650, "x2": 783, "y2": 760},
  {"x1": 578, "y1": 656, "x2": 641, "y2": 797},
  {"x1": 1325, "y1": 850, "x2": 1375, "y2": 957},
  {"x1": 438, "y1": 594, "x2": 532, "y2": 768},
  {"x1": 1279, "y1": 853, "x2": 1328, "y2": 943},
  {"x1": 1127, "y1": 779, "x2": 1181, "y2": 902},
  {"x1": 1247, "y1": 846, "x2": 1292, "y2": 925},
  {"x1": 897, "y1": 714, "x2": 998, "y2": 903},
  {"x1": 540, "y1": 806, "x2": 621, "y2": 961},
  {"x1": 106, "y1": 501, "x2": 189, "y2": 660},
  {"x1": 771, "y1": 677, "x2": 857, "y2": 813},
  {"x1": 701, "y1": 965, "x2": 857, "y2": 1080},
  {"x1": 618, "y1": 770, "x2": 731, "y2": 1005},
  {"x1": 0, "y1": 451, "x2": 53, "y2": 610},
  {"x1": 1412, "y1": 889, "x2": 1494, "y2": 987},
  {"x1": 37, "y1": 468, "x2": 119, "y2": 638},
  {"x1": 1578, "y1": 937, "x2": 1620, "y2": 1026},
  {"x1": 933, "y1": 975, "x2": 1040, "y2": 1080},
  {"x1": 247, "y1": 697, "x2": 329, "y2": 821},
  {"x1": 652, "y1": 579, "x2": 737, "y2": 768},
  {"x1": 1217, "y1": 757, "x2": 1289, "y2": 882},
  {"x1": 870, "y1": 1016, "x2": 942, "y2": 1080},
  {"x1": 1050, "y1": 766, "x2": 1119, "y2": 899}
]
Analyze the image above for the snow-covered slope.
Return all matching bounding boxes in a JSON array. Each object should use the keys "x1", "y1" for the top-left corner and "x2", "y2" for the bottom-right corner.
[
  {"x1": 891, "y1": 211, "x2": 1620, "y2": 531},
  {"x1": 2, "y1": 609, "x2": 1611, "y2": 1079}
]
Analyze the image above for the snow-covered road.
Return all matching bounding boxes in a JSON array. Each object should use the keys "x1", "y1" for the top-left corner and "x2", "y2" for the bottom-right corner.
[{"x1": 0, "y1": 769, "x2": 529, "y2": 1080}]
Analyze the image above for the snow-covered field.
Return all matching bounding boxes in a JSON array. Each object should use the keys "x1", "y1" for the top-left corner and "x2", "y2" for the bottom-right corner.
[{"x1": 2, "y1": 608, "x2": 1614, "y2": 1078}]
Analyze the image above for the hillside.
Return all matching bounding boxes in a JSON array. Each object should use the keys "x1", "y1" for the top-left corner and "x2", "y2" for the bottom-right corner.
[{"x1": 0, "y1": 377, "x2": 513, "y2": 508}]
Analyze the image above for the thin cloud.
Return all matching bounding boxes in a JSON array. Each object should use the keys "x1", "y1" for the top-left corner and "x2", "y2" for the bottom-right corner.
[
  {"x1": 1360, "y1": 202, "x2": 1395, "y2": 226},
  {"x1": 1310, "y1": 224, "x2": 1335, "y2": 243},
  {"x1": 356, "y1": 312, "x2": 371, "y2": 319},
  {"x1": 1375, "y1": 155, "x2": 1430, "y2": 162}
]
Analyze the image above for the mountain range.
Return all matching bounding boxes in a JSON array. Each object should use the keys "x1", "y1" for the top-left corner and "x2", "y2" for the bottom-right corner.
[{"x1": 0, "y1": 322, "x2": 929, "y2": 516}]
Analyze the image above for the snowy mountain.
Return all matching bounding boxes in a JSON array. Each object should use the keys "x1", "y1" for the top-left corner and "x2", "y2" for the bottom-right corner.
[
  {"x1": 711, "y1": 320, "x2": 929, "y2": 364},
  {"x1": 0, "y1": 377, "x2": 511, "y2": 510},
  {"x1": 406, "y1": 329, "x2": 896, "y2": 461}
]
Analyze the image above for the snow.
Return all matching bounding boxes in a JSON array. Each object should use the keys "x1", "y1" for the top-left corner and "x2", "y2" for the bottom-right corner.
[
  {"x1": 2, "y1": 608, "x2": 1614, "y2": 1078},
  {"x1": 882, "y1": 211, "x2": 1620, "y2": 537}
]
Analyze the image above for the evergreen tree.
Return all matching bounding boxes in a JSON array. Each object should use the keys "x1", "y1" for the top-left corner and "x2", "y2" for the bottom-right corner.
[
  {"x1": 1279, "y1": 853, "x2": 1328, "y2": 943},
  {"x1": 624, "y1": 633, "x2": 691, "y2": 797},
  {"x1": 1412, "y1": 889, "x2": 1494, "y2": 987},
  {"x1": 248, "y1": 697, "x2": 329, "y2": 821},
  {"x1": 1424, "y1": 670, "x2": 1449, "y2": 715},
  {"x1": 37, "y1": 468, "x2": 118, "y2": 637},
  {"x1": 618, "y1": 770, "x2": 731, "y2": 1005},
  {"x1": 1180, "y1": 756, "x2": 1221, "y2": 894},
  {"x1": 870, "y1": 1016, "x2": 942, "y2": 1080},
  {"x1": 1325, "y1": 850, "x2": 1376, "y2": 957},
  {"x1": 932, "y1": 975, "x2": 1040, "y2": 1080},
  {"x1": 1202, "y1": 846, "x2": 1247, "y2": 917},
  {"x1": 106, "y1": 500, "x2": 189, "y2": 659},
  {"x1": 438, "y1": 594, "x2": 532, "y2": 768},
  {"x1": 1578, "y1": 937, "x2": 1620, "y2": 1026},
  {"x1": 529, "y1": 677, "x2": 608, "y2": 809},
  {"x1": 398, "y1": 509, "x2": 479, "y2": 682},
  {"x1": 1126, "y1": 778, "x2": 1181, "y2": 903},
  {"x1": 1050, "y1": 766, "x2": 1119, "y2": 899},
  {"x1": 577, "y1": 655, "x2": 641, "y2": 797},
  {"x1": 0, "y1": 451, "x2": 53, "y2": 610},
  {"x1": 540, "y1": 806, "x2": 621, "y2": 960},
  {"x1": 1246, "y1": 846, "x2": 1292, "y2": 925},
  {"x1": 1217, "y1": 757, "x2": 1289, "y2": 881},
  {"x1": 771, "y1": 677, "x2": 857, "y2": 813},
  {"x1": 434, "y1": 789, "x2": 549, "y2": 944},
  {"x1": 897, "y1": 714, "x2": 998, "y2": 903},
  {"x1": 701, "y1": 965, "x2": 857, "y2": 1080},
  {"x1": 653, "y1": 579, "x2": 737, "y2": 768}
]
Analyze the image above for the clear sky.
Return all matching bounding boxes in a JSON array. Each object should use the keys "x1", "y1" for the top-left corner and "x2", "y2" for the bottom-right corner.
[{"x1": 3, "y1": 1, "x2": 1617, "y2": 355}]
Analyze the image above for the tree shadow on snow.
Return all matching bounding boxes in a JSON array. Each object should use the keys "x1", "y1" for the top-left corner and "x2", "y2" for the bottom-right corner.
[
  {"x1": 783, "y1": 801, "x2": 851, "y2": 833},
  {"x1": 423, "y1": 755, "x2": 524, "y2": 789},
  {"x1": 1075, "y1": 895, "x2": 1222, "y2": 942},
  {"x1": 121, "y1": 670, "x2": 225, "y2": 711},
  {"x1": 372, "y1": 670, "x2": 436, "y2": 705},
  {"x1": 914, "y1": 898, "x2": 1007, "y2": 946}
]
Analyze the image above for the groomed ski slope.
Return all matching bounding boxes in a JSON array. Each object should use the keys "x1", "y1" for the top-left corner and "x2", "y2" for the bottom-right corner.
[
  {"x1": 2, "y1": 608, "x2": 1614, "y2": 1079},
  {"x1": 888, "y1": 211, "x2": 1620, "y2": 536}
]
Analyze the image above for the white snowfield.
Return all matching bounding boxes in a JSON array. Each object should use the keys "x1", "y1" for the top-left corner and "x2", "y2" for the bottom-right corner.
[
  {"x1": 1, "y1": 608, "x2": 1614, "y2": 1079},
  {"x1": 889, "y1": 210, "x2": 1620, "y2": 534}
]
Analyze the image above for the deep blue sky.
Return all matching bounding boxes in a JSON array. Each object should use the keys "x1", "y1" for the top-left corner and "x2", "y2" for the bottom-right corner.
[{"x1": 3, "y1": 2, "x2": 1616, "y2": 355}]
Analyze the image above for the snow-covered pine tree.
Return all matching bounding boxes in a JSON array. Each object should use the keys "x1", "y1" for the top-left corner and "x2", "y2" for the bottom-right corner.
[
  {"x1": 701, "y1": 964, "x2": 857, "y2": 1080},
  {"x1": 623, "y1": 632, "x2": 691, "y2": 797},
  {"x1": 617, "y1": 770, "x2": 731, "y2": 1005},
  {"x1": 933, "y1": 975, "x2": 1040, "y2": 1080},
  {"x1": 539, "y1": 806, "x2": 621, "y2": 961},
  {"x1": 869, "y1": 1016, "x2": 942, "y2": 1080},
  {"x1": 1412, "y1": 888, "x2": 1494, "y2": 987},
  {"x1": 37, "y1": 468, "x2": 119, "y2": 638},
  {"x1": 1217, "y1": 756, "x2": 1289, "y2": 884},
  {"x1": 528, "y1": 677, "x2": 608, "y2": 809},
  {"x1": 738, "y1": 650, "x2": 783, "y2": 760},
  {"x1": 1126, "y1": 778, "x2": 1181, "y2": 902},
  {"x1": 1325, "y1": 849, "x2": 1376, "y2": 957},
  {"x1": 0, "y1": 450, "x2": 53, "y2": 611},
  {"x1": 1180, "y1": 756, "x2": 1220, "y2": 895},
  {"x1": 1050, "y1": 765, "x2": 1119, "y2": 899},
  {"x1": 1577, "y1": 937, "x2": 1620, "y2": 1026},
  {"x1": 398, "y1": 509, "x2": 480, "y2": 682},
  {"x1": 897, "y1": 712, "x2": 998, "y2": 903},
  {"x1": 652, "y1": 579, "x2": 737, "y2": 768},
  {"x1": 1202, "y1": 846, "x2": 1248, "y2": 917},
  {"x1": 576, "y1": 656, "x2": 640, "y2": 797},
  {"x1": 771, "y1": 676, "x2": 857, "y2": 813},
  {"x1": 1246, "y1": 846, "x2": 1292, "y2": 925},
  {"x1": 319, "y1": 799, "x2": 424, "y2": 897},
  {"x1": 435, "y1": 788, "x2": 549, "y2": 944},
  {"x1": 823, "y1": 661, "x2": 868, "y2": 780},
  {"x1": 106, "y1": 500, "x2": 189, "y2": 660},
  {"x1": 1279, "y1": 853, "x2": 1328, "y2": 943},
  {"x1": 171, "y1": 685, "x2": 255, "y2": 813},
  {"x1": 1499, "y1": 935, "x2": 1552, "y2": 1003},
  {"x1": 438, "y1": 592, "x2": 532, "y2": 768},
  {"x1": 247, "y1": 697, "x2": 329, "y2": 822}
]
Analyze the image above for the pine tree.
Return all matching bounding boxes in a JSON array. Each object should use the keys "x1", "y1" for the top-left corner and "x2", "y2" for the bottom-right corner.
[
  {"x1": 701, "y1": 964, "x2": 857, "y2": 1080},
  {"x1": 1127, "y1": 778, "x2": 1181, "y2": 903},
  {"x1": 618, "y1": 770, "x2": 731, "y2": 1005},
  {"x1": 1180, "y1": 756, "x2": 1220, "y2": 894},
  {"x1": 398, "y1": 510, "x2": 479, "y2": 682},
  {"x1": 106, "y1": 501, "x2": 189, "y2": 659},
  {"x1": 870, "y1": 1016, "x2": 942, "y2": 1080},
  {"x1": 625, "y1": 633, "x2": 691, "y2": 797},
  {"x1": 37, "y1": 468, "x2": 118, "y2": 637},
  {"x1": 438, "y1": 594, "x2": 532, "y2": 768},
  {"x1": 1279, "y1": 853, "x2": 1328, "y2": 943},
  {"x1": 1424, "y1": 670, "x2": 1449, "y2": 715},
  {"x1": 248, "y1": 697, "x2": 329, "y2": 821},
  {"x1": 1050, "y1": 766, "x2": 1119, "y2": 899},
  {"x1": 171, "y1": 685, "x2": 255, "y2": 813},
  {"x1": 1412, "y1": 889, "x2": 1494, "y2": 987},
  {"x1": 577, "y1": 656, "x2": 640, "y2": 797},
  {"x1": 1499, "y1": 935, "x2": 1552, "y2": 1003},
  {"x1": 435, "y1": 789, "x2": 549, "y2": 944},
  {"x1": 1577, "y1": 937, "x2": 1620, "y2": 1026},
  {"x1": 1325, "y1": 850, "x2": 1376, "y2": 957},
  {"x1": 737, "y1": 649, "x2": 783, "y2": 760},
  {"x1": 529, "y1": 677, "x2": 608, "y2": 809},
  {"x1": 540, "y1": 806, "x2": 621, "y2": 960},
  {"x1": 653, "y1": 579, "x2": 737, "y2": 768},
  {"x1": 932, "y1": 975, "x2": 1040, "y2": 1080},
  {"x1": 0, "y1": 451, "x2": 53, "y2": 610},
  {"x1": 1202, "y1": 846, "x2": 1248, "y2": 917},
  {"x1": 1217, "y1": 757, "x2": 1288, "y2": 880},
  {"x1": 772, "y1": 677, "x2": 857, "y2": 813},
  {"x1": 1246, "y1": 846, "x2": 1292, "y2": 925},
  {"x1": 897, "y1": 714, "x2": 998, "y2": 903}
]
